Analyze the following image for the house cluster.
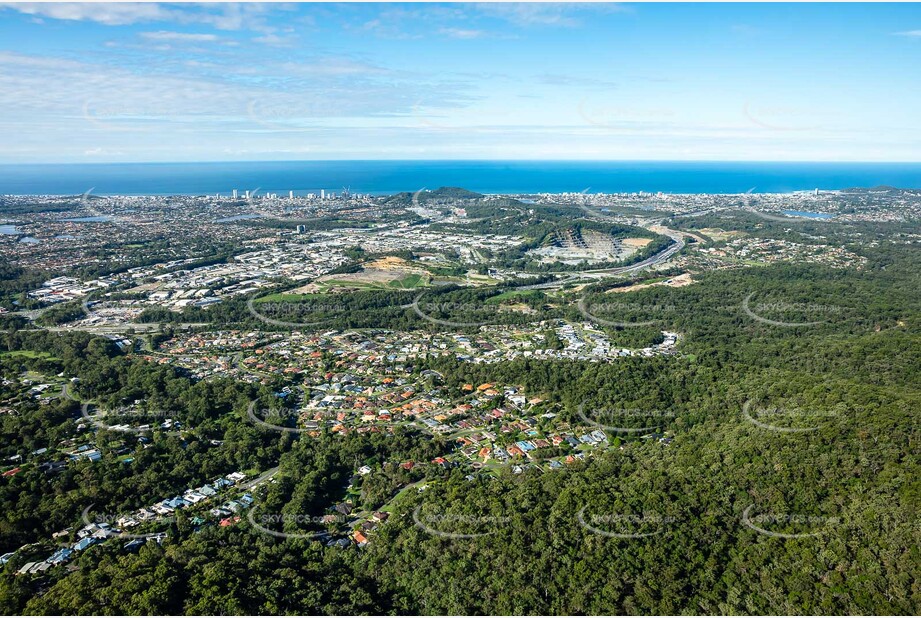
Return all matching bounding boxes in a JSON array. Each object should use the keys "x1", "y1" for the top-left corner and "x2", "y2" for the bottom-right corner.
[
  {"x1": 51, "y1": 435, "x2": 141, "y2": 470},
  {"x1": 139, "y1": 329, "x2": 678, "y2": 465},
  {"x1": 301, "y1": 380, "x2": 623, "y2": 472},
  {"x1": 551, "y1": 322, "x2": 679, "y2": 360},
  {"x1": 311, "y1": 497, "x2": 392, "y2": 548},
  {"x1": 696, "y1": 237, "x2": 866, "y2": 269},
  {"x1": 23, "y1": 380, "x2": 57, "y2": 405},
  {"x1": 528, "y1": 188, "x2": 919, "y2": 224},
  {"x1": 9, "y1": 471, "x2": 255, "y2": 576},
  {"x1": 348, "y1": 509, "x2": 390, "y2": 547},
  {"x1": 116, "y1": 471, "x2": 252, "y2": 527},
  {"x1": 434, "y1": 387, "x2": 617, "y2": 469},
  {"x1": 151, "y1": 318, "x2": 682, "y2": 388}
]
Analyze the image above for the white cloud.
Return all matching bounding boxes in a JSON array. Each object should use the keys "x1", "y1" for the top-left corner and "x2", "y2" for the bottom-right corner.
[
  {"x1": 439, "y1": 28, "x2": 487, "y2": 40},
  {"x1": 0, "y1": 49, "x2": 474, "y2": 140},
  {"x1": 140, "y1": 31, "x2": 220, "y2": 43},
  {"x1": 0, "y1": 2, "x2": 279, "y2": 32},
  {"x1": 252, "y1": 34, "x2": 293, "y2": 47},
  {"x1": 0, "y1": 5, "x2": 915, "y2": 163},
  {"x1": 273, "y1": 58, "x2": 390, "y2": 77},
  {"x1": 537, "y1": 73, "x2": 619, "y2": 89},
  {"x1": 472, "y1": 3, "x2": 629, "y2": 28},
  {"x1": 347, "y1": 4, "x2": 600, "y2": 40},
  {"x1": 0, "y1": 2, "x2": 178, "y2": 26}
]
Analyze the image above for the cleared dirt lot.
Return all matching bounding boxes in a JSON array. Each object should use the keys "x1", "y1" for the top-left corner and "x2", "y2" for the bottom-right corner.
[
  {"x1": 291, "y1": 257, "x2": 431, "y2": 293},
  {"x1": 622, "y1": 237, "x2": 653, "y2": 248},
  {"x1": 606, "y1": 272, "x2": 695, "y2": 293}
]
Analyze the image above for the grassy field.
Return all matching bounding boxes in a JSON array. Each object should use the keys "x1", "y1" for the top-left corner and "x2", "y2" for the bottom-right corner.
[
  {"x1": 317, "y1": 280, "x2": 381, "y2": 291},
  {"x1": 316, "y1": 272, "x2": 430, "y2": 293},
  {"x1": 485, "y1": 289, "x2": 541, "y2": 303},
  {"x1": 254, "y1": 292, "x2": 328, "y2": 303},
  {"x1": 253, "y1": 270, "x2": 433, "y2": 302},
  {"x1": 1, "y1": 350, "x2": 60, "y2": 360},
  {"x1": 387, "y1": 273, "x2": 426, "y2": 289}
]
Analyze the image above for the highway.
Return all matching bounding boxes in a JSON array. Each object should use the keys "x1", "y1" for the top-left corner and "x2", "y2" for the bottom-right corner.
[{"x1": 520, "y1": 224, "x2": 686, "y2": 290}]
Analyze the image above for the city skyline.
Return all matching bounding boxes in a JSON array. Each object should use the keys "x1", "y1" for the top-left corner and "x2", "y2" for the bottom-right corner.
[{"x1": 1, "y1": 2, "x2": 920, "y2": 163}]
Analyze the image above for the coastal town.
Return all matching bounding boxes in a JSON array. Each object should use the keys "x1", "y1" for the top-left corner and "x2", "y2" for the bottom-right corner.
[
  {"x1": 2, "y1": 1, "x2": 919, "y2": 612},
  {"x1": 0, "y1": 184, "x2": 915, "y2": 594},
  {"x1": 1, "y1": 188, "x2": 880, "y2": 332}
]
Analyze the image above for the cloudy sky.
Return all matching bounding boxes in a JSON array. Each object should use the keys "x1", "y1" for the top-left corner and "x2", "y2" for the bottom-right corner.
[{"x1": 1, "y1": 2, "x2": 920, "y2": 162}]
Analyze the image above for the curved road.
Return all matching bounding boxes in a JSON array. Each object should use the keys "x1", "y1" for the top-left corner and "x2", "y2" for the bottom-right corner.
[{"x1": 520, "y1": 226, "x2": 686, "y2": 290}]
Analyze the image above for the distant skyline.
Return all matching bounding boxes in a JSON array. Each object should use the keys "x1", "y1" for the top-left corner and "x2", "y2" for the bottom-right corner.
[{"x1": 1, "y1": 2, "x2": 920, "y2": 163}]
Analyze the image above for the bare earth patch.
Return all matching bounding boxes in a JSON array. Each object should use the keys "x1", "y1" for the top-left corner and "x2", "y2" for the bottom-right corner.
[
  {"x1": 607, "y1": 272, "x2": 695, "y2": 293},
  {"x1": 291, "y1": 257, "x2": 431, "y2": 293},
  {"x1": 622, "y1": 237, "x2": 653, "y2": 248},
  {"x1": 367, "y1": 256, "x2": 413, "y2": 270}
]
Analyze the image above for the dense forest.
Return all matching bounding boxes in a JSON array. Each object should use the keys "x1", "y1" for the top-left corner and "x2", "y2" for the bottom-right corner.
[{"x1": 0, "y1": 226, "x2": 918, "y2": 614}]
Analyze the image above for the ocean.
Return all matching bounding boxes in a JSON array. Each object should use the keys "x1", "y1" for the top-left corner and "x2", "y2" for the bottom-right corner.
[{"x1": 0, "y1": 160, "x2": 919, "y2": 196}]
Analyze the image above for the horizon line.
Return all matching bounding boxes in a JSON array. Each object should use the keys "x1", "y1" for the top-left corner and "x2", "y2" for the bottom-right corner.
[{"x1": 4, "y1": 158, "x2": 921, "y2": 166}]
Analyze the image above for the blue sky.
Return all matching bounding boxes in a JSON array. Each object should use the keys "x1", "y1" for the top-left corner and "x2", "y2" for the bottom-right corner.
[{"x1": 1, "y1": 2, "x2": 919, "y2": 162}]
